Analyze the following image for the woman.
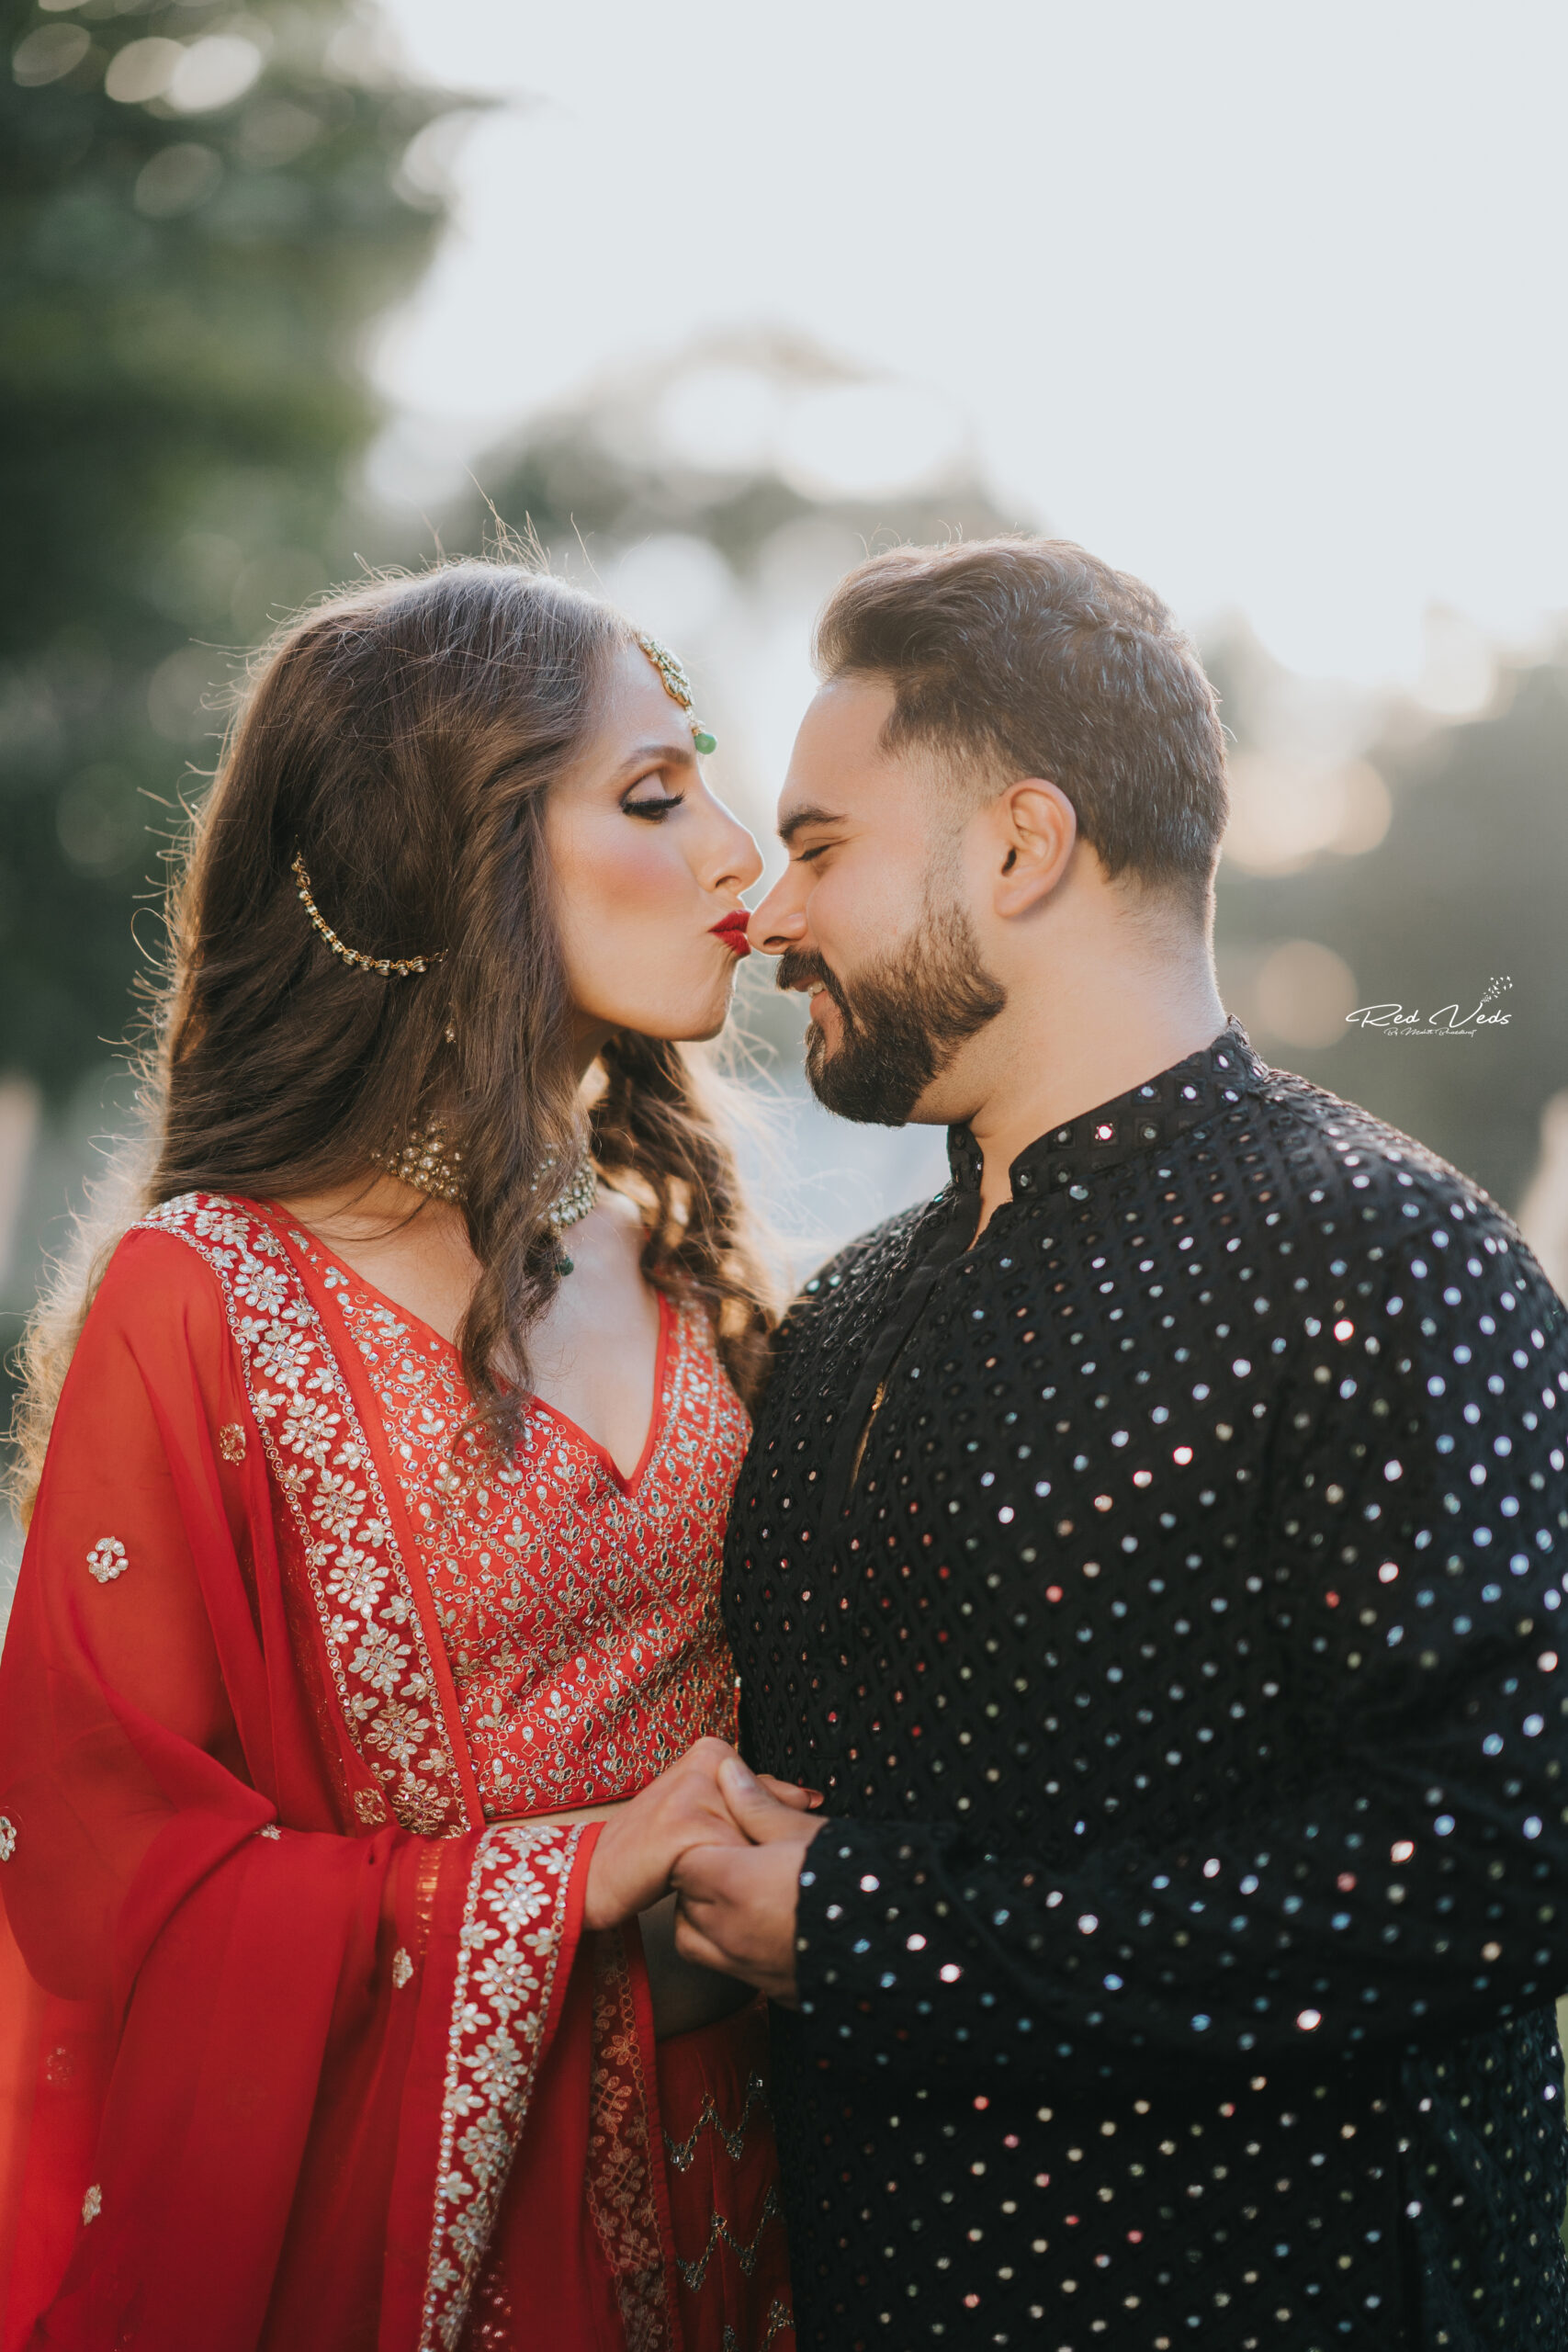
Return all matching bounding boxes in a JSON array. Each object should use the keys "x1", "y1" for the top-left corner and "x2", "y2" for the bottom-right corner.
[{"x1": 0, "y1": 563, "x2": 804, "y2": 2351}]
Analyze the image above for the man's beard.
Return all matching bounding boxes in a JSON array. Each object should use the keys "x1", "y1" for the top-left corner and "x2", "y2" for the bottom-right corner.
[{"x1": 777, "y1": 891, "x2": 1007, "y2": 1125}]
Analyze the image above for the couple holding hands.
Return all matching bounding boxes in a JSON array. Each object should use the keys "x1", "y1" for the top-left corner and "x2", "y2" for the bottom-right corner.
[{"x1": 3, "y1": 537, "x2": 1566, "y2": 2352}]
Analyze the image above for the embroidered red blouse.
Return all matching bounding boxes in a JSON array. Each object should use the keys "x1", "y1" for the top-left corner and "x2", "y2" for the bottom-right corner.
[{"x1": 315, "y1": 1238, "x2": 748, "y2": 1818}]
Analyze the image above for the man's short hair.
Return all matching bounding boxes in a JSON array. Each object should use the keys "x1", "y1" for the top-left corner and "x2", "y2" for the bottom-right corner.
[{"x1": 813, "y1": 537, "x2": 1228, "y2": 919}]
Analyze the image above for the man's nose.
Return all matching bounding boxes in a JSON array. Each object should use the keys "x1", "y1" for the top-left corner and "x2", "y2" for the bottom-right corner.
[{"x1": 746, "y1": 880, "x2": 807, "y2": 957}]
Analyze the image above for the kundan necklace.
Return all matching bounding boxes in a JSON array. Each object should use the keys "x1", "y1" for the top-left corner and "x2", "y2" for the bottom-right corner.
[{"x1": 374, "y1": 1126, "x2": 599, "y2": 1273}]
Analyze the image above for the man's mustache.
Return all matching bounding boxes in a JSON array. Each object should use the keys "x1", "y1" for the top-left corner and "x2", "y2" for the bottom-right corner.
[{"x1": 774, "y1": 946, "x2": 855, "y2": 1027}]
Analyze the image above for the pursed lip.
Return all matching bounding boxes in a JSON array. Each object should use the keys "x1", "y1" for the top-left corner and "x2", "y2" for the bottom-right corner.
[{"x1": 709, "y1": 913, "x2": 751, "y2": 957}]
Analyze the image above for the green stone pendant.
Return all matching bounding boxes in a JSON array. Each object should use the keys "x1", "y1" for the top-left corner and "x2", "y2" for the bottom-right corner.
[{"x1": 694, "y1": 729, "x2": 716, "y2": 755}]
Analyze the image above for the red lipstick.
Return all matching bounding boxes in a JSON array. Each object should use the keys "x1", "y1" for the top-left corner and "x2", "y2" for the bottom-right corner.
[{"x1": 709, "y1": 913, "x2": 751, "y2": 957}]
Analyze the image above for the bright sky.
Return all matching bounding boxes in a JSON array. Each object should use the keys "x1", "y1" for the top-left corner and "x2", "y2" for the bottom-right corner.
[{"x1": 374, "y1": 0, "x2": 1566, "y2": 690}]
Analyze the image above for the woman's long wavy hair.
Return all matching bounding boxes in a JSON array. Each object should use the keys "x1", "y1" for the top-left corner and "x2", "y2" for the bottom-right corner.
[{"x1": 10, "y1": 560, "x2": 776, "y2": 1519}]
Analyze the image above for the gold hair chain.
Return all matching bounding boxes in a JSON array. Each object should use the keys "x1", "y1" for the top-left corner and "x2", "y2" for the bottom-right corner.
[{"x1": 292, "y1": 852, "x2": 446, "y2": 978}]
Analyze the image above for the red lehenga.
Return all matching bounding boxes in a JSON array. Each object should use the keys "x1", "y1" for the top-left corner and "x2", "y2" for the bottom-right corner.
[{"x1": 0, "y1": 1193, "x2": 795, "y2": 2352}]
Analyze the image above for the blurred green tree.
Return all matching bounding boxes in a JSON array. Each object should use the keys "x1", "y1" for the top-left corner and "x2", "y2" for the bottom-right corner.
[
  {"x1": 1208, "y1": 628, "x2": 1568, "y2": 1214},
  {"x1": 0, "y1": 0, "x2": 468, "y2": 1094}
]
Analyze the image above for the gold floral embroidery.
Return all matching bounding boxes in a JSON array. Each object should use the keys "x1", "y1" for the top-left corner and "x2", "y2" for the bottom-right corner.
[
  {"x1": 85, "y1": 1536, "x2": 128, "y2": 1583},
  {"x1": 324, "y1": 1274, "x2": 750, "y2": 1817},
  {"x1": 218, "y1": 1420, "x2": 248, "y2": 1463},
  {"x1": 140, "y1": 1196, "x2": 470, "y2": 1838},
  {"x1": 81, "y1": 2184, "x2": 101, "y2": 2225},
  {"x1": 391, "y1": 1946, "x2": 414, "y2": 1988},
  {"x1": 0, "y1": 1817, "x2": 14, "y2": 1862},
  {"x1": 420, "y1": 1821, "x2": 580, "y2": 2351},
  {"x1": 254, "y1": 1823, "x2": 282, "y2": 1841}
]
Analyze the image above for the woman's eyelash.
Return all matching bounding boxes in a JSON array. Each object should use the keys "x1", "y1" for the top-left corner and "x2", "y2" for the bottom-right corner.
[{"x1": 624, "y1": 792, "x2": 685, "y2": 821}]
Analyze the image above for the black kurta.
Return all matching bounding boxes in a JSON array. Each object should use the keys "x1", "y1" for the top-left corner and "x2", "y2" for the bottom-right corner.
[{"x1": 723, "y1": 1018, "x2": 1568, "y2": 2351}]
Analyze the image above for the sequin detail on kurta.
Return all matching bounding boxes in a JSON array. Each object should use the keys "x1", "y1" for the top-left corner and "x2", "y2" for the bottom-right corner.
[
  {"x1": 311, "y1": 1270, "x2": 750, "y2": 1817},
  {"x1": 727, "y1": 1018, "x2": 1568, "y2": 2351}
]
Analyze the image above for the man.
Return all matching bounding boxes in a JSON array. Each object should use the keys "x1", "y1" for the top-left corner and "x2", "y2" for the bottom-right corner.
[{"x1": 673, "y1": 537, "x2": 1568, "y2": 2351}]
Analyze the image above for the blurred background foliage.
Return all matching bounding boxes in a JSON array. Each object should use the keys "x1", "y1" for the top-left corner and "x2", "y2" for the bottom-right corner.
[
  {"x1": 4, "y1": 0, "x2": 1568, "y2": 1476},
  {"x1": 1210, "y1": 632, "x2": 1568, "y2": 1219},
  {"x1": 1, "y1": 0, "x2": 464, "y2": 1097}
]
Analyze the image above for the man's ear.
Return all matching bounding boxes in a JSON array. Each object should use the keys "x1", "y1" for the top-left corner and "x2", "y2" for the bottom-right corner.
[{"x1": 991, "y1": 780, "x2": 1077, "y2": 915}]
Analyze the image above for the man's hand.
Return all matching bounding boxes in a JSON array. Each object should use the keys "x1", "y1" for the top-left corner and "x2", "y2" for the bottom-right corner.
[
  {"x1": 671, "y1": 1756, "x2": 829, "y2": 2005},
  {"x1": 582, "y1": 1738, "x2": 819, "y2": 1931}
]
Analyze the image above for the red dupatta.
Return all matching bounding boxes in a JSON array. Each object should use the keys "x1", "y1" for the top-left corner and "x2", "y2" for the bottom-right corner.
[{"x1": 0, "y1": 1194, "x2": 718, "y2": 2350}]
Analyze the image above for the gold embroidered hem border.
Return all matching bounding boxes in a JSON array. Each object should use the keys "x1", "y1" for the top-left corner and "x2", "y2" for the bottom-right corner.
[{"x1": 140, "y1": 1193, "x2": 471, "y2": 1837}]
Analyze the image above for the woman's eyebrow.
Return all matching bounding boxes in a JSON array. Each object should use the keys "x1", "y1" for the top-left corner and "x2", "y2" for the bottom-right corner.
[
  {"x1": 778, "y1": 803, "x2": 847, "y2": 845},
  {"x1": 615, "y1": 738, "x2": 698, "y2": 777}
]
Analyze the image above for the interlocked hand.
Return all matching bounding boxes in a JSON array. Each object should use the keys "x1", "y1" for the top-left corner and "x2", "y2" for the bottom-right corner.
[
  {"x1": 582, "y1": 1737, "x2": 819, "y2": 1931},
  {"x1": 671, "y1": 1757, "x2": 830, "y2": 2005}
]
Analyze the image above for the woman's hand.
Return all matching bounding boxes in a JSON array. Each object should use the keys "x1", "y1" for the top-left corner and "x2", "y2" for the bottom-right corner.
[{"x1": 581, "y1": 1738, "x2": 820, "y2": 1931}]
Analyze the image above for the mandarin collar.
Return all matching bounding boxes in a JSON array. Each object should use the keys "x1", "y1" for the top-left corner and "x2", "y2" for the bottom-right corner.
[{"x1": 943, "y1": 1016, "x2": 1269, "y2": 1198}]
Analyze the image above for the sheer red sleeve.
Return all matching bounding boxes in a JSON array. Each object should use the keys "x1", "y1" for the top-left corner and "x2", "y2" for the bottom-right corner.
[{"x1": 0, "y1": 1231, "x2": 596, "y2": 2352}]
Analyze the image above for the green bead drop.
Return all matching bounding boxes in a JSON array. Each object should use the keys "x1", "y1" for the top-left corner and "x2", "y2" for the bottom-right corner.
[{"x1": 693, "y1": 729, "x2": 716, "y2": 755}]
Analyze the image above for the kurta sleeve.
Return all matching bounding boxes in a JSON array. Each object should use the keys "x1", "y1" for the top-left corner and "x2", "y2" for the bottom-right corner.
[
  {"x1": 792, "y1": 1227, "x2": 1568, "y2": 2091},
  {"x1": 0, "y1": 1232, "x2": 596, "y2": 2352}
]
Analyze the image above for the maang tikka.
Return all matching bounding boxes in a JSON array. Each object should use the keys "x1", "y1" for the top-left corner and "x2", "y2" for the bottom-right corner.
[{"x1": 636, "y1": 634, "x2": 716, "y2": 754}]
